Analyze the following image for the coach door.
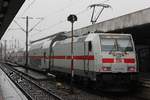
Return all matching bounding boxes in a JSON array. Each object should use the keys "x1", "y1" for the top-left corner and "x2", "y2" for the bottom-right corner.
[
  {"x1": 48, "y1": 40, "x2": 54, "y2": 71},
  {"x1": 42, "y1": 51, "x2": 49, "y2": 69},
  {"x1": 41, "y1": 40, "x2": 52, "y2": 70},
  {"x1": 83, "y1": 41, "x2": 90, "y2": 74},
  {"x1": 85, "y1": 33, "x2": 100, "y2": 73}
]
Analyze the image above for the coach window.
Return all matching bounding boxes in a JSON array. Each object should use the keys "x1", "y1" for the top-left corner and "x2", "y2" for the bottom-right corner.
[{"x1": 88, "y1": 41, "x2": 92, "y2": 52}]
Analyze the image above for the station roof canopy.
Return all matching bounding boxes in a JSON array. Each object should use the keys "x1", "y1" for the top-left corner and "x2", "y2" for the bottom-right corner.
[
  {"x1": 0, "y1": 0, "x2": 25, "y2": 39},
  {"x1": 66, "y1": 7, "x2": 150, "y2": 36}
]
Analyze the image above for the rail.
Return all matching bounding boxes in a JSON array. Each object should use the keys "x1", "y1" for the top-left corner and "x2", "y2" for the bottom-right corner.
[{"x1": 0, "y1": 63, "x2": 63, "y2": 100}]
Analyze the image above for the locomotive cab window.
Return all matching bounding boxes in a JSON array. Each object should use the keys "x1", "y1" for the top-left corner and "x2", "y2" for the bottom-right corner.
[
  {"x1": 117, "y1": 39, "x2": 133, "y2": 52},
  {"x1": 101, "y1": 38, "x2": 116, "y2": 52},
  {"x1": 100, "y1": 35, "x2": 134, "y2": 52},
  {"x1": 88, "y1": 41, "x2": 92, "y2": 52}
]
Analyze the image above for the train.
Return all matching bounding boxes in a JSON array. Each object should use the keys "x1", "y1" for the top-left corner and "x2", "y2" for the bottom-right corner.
[{"x1": 8, "y1": 32, "x2": 138, "y2": 91}]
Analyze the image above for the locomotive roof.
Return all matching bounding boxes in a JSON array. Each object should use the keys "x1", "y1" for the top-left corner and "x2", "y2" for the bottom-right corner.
[
  {"x1": 30, "y1": 32, "x2": 132, "y2": 49},
  {"x1": 30, "y1": 32, "x2": 67, "y2": 44},
  {"x1": 31, "y1": 31, "x2": 131, "y2": 44},
  {"x1": 30, "y1": 41, "x2": 45, "y2": 50},
  {"x1": 82, "y1": 32, "x2": 132, "y2": 35}
]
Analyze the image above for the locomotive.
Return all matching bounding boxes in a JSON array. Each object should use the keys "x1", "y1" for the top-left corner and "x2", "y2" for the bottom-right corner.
[{"x1": 9, "y1": 32, "x2": 138, "y2": 91}]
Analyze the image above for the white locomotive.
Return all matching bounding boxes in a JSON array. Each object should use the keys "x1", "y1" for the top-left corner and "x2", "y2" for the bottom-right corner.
[{"x1": 9, "y1": 32, "x2": 138, "y2": 90}]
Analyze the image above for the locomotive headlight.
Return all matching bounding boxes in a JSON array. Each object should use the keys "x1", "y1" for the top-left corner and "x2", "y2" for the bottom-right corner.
[
  {"x1": 128, "y1": 66, "x2": 136, "y2": 72},
  {"x1": 101, "y1": 66, "x2": 111, "y2": 72}
]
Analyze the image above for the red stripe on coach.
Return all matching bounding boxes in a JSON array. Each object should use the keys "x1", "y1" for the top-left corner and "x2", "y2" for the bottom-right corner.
[{"x1": 30, "y1": 55, "x2": 94, "y2": 60}]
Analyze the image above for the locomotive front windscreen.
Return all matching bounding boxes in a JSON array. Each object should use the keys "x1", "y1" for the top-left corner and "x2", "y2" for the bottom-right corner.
[{"x1": 100, "y1": 35, "x2": 133, "y2": 52}]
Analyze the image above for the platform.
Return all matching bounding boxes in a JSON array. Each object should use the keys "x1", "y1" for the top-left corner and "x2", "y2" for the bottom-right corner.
[
  {"x1": 0, "y1": 68, "x2": 28, "y2": 100},
  {"x1": 139, "y1": 72, "x2": 150, "y2": 81},
  {"x1": 14, "y1": 67, "x2": 48, "y2": 80}
]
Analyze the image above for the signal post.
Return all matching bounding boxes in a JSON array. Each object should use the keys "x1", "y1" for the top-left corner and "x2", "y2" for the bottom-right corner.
[{"x1": 67, "y1": 14, "x2": 77, "y2": 93}]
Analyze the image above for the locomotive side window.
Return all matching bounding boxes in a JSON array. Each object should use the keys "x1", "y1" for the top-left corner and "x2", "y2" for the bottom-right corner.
[{"x1": 88, "y1": 41, "x2": 92, "y2": 52}]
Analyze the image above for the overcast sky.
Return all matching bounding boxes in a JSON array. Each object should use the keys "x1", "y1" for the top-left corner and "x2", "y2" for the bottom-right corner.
[{"x1": 2, "y1": 0, "x2": 150, "y2": 48}]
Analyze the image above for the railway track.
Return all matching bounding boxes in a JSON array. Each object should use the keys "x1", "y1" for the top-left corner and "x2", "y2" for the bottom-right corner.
[
  {"x1": 136, "y1": 78, "x2": 150, "y2": 100},
  {"x1": 0, "y1": 63, "x2": 144, "y2": 100},
  {"x1": 0, "y1": 63, "x2": 63, "y2": 100}
]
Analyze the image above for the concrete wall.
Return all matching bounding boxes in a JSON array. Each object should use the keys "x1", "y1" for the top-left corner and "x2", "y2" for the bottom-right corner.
[{"x1": 67, "y1": 7, "x2": 150, "y2": 36}]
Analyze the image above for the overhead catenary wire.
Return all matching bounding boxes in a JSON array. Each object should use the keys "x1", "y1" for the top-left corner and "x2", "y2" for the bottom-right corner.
[
  {"x1": 33, "y1": 0, "x2": 94, "y2": 29},
  {"x1": 13, "y1": 17, "x2": 44, "y2": 32},
  {"x1": 19, "y1": 0, "x2": 97, "y2": 33},
  {"x1": 42, "y1": 0, "x2": 77, "y2": 20},
  {"x1": 29, "y1": 7, "x2": 90, "y2": 38},
  {"x1": 38, "y1": 0, "x2": 109, "y2": 32},
  {"x1": 31, "y1": 0, "x2": 82, "y2": 29},
  {"x1": 8, "y1": 28, "x2": 24, "y2": 31},
  {"x1": 21, "y1": 0, "x2": 37, "y2": 16},
  {"x1": 25, "y1": 1, "x2": 92, "y2": 32},
  {"x1": 33, "y1": 7, "x2": 89, "y2": 33},
  {"x1": 76, "y1": 8, "x2": 89, "y2": 15},
  {"x1": 29, "y1": 20, "x2": 66, "y2": 37},
  {"x1": 13, "y1": 20, "x2": 26, "y2": 32},
  {"x1": 15, "y1": 0, "x2": 111, "y2": 38},
  {"x1": 31, "y1": 2, "x2": 111, "y2": 38},
  {"x1": 28, "y1": 18, "x2": 44, "y2": 32}
]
